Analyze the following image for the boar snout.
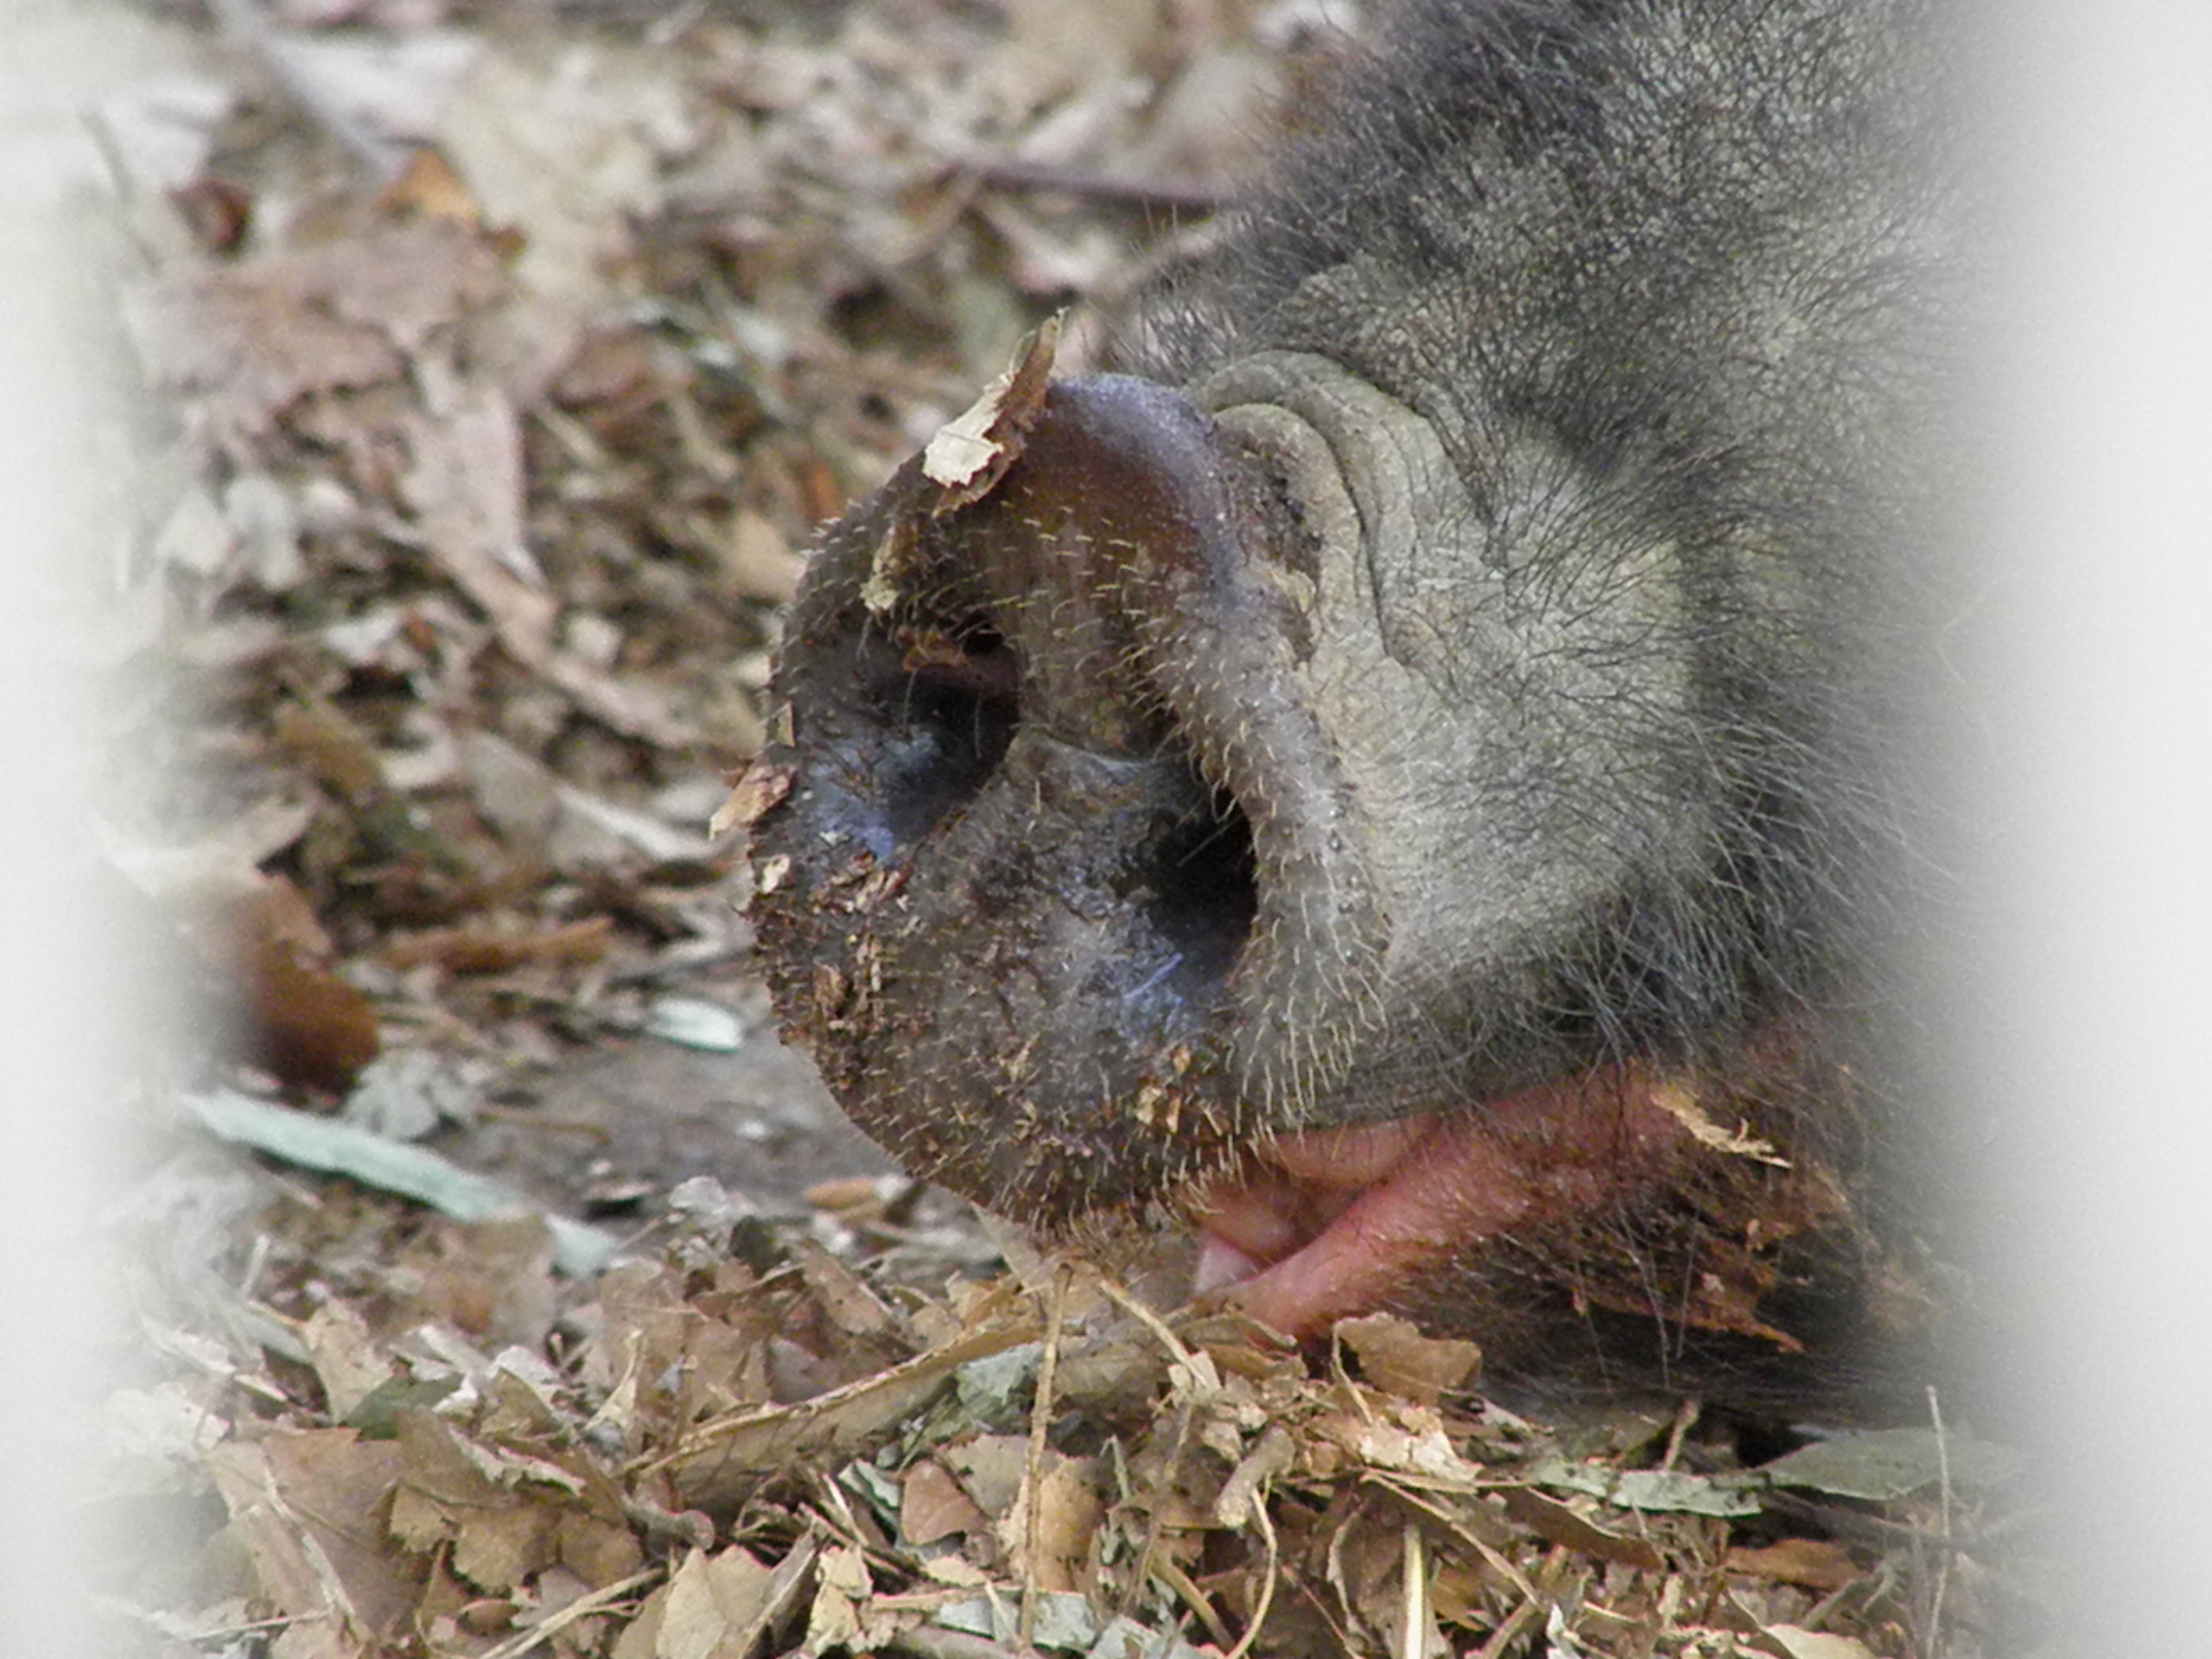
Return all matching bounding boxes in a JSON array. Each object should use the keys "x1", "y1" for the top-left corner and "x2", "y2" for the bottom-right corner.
[{"x1": 751, "y1": 373, "x2": 1375, "y2": 1219}]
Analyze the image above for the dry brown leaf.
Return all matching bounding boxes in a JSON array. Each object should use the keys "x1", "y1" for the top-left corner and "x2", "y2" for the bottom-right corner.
[
  {"x1": 918, "y1": 313, "x2": 1062, "y2": 506},
  {"x1": 216, "y1": 872, "x2": 382, "y2": 1092},
  {"x1": 124, "y1": 219, "x2": 507, "y2": 438},
  {"x1": 786, "y1": 1236, "x2": 905, "y2": 1341},
  {"x1": 205, "y1": 1433, "x2": 416, "y2": 1642},
  {"x1": 389, "y1": 1408, "x2": 503, "y2": 1548},
  {"x1": 1725, "y1": 1536, "x2": 1864, "y2": 1592},
  {"x1": 377, "y1": 145, "x2": 485, "y2": 227},
  {"x1": 662, "y1": 1546, "x2": 778, "y2": 1656},
  {"x1": 658, "y1": 1312, "x2": 1037, "y2": 1511},
  {"x1": 461, "y1": 729, "x2": 563, "y2": 850},
  {"x1": 557, "y1": 1507, "x2": 647, "y2": 1588},
  {"x1": 1334, "y1": 1311, "x2": 1483, "y2": 1408},
  {"x1": 1001, "y1": 1454, "x2": 1104, "y2": 1593},
  {"x1": 301, "y1": 1300, "x2": 393, "y2": 1422},
  {"x1": 804, "y1": 1543, "x2": 872, "y2": 1654},
  {"x1": 273, "y1": 696, "x2": 385, "y2": 803},
  {"x1": 945, "y1": 1433, "x2": 1030, "y2": 1520},
  {"x1": 386, "y1": 1407, "x2": 597, "y2": 1596},
  {"x1": 1309, "y1": 1402, "x2": 1486, "y2": 1486},
  {"x1": 1649, "y1": 1079, "x2": 1791, "y2": 1166},
  {"x1": 124, "y1": 270, "x2": 402, "y2": 435},
  {"x1": 306, "y1": 218, "x2": 512, "y2": 353},
  {"x1": 399, "y1": 385, "x2": 546, "y2": 646},
  {"x1": 709, "y1": 760, "x2": 793, "y2": 836},
  {"x1": 1497, "y1": 1485, "x2": 1664, "y2": 1571},
  {"x1": 395, "y1": 384, "x2": 698, "y2": 747},
  {"x1": 454, "y1": 1499, "x2": 561, "y2": 1596},
  {"x1": 803, "y1": 1174, "x2": 899, "y2": 1217},
  {"x1": 901, "y1": 1459, "x2": 991, "y2": 1547}
]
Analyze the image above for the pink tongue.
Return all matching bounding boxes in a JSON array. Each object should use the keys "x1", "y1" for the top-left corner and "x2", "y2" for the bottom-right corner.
[{"x1": 1188, "y1": 1067, "x2": 1686, "y2": 1338}]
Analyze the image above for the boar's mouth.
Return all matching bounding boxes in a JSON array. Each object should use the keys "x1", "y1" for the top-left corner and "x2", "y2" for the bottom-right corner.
[
  {"x1": 746, "y1": 370, "x2": 1397, "y2": 1221},
  {"x1": 1187, "y1": 1062, "x2": 1737, "y2": 1343},
  {"x1": 1183, "y1": 1044, "x2": 1881, "y2": 1388}
]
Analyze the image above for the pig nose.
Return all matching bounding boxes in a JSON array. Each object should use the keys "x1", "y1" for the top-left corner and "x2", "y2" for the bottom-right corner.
[
  {"x1": 742, "y1": 372, "x2": 1294, "y2": 1211},
  {"x1": 818, "y1": 470, "x2": 1263, "y2": 1014}
]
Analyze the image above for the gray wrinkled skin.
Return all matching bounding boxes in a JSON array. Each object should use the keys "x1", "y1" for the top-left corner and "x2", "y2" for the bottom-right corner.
[{"x1": 746, "y1": 0, "x2": 1961, "y2": 1415}]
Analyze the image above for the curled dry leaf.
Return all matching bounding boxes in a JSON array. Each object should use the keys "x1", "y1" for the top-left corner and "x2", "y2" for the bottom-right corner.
[
  {"x1": 216, "y1": 871, "x2": 382, "y2": 1093},
  {"x1": 918, "y1": 312, "x2": 1062, "y2": 503},
  {"x1": 710, "y1": 759, "x2": 794, "y2": 837}
]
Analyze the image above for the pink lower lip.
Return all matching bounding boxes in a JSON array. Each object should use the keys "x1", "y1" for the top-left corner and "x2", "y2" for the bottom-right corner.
[{"x1": 1185, "y1": 1065, "x2": 1694, "y2": 1338}]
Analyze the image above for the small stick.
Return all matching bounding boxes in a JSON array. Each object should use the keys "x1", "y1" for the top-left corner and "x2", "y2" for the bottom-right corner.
[{"x1": 1017, "y1": 1262, "x2": 1072, "y2": 1649}]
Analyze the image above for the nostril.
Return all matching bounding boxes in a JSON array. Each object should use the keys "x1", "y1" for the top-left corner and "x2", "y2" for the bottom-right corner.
[
  {"x1": 1138, "y1": 779, "x2": 1258, "y2": 995},
  {"x1": 866, "y1": 622, "x2": 1020, "y2": 845}
]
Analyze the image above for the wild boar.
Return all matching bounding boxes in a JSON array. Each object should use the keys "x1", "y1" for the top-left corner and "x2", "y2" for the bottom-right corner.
[{"x1": 742, "y1": 0, "x2": 1961, "y2": 1417}]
